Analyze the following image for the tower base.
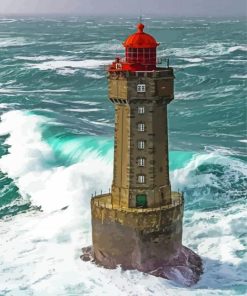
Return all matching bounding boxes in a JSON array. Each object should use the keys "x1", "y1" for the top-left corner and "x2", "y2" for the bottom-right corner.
[
  {"x1": 81, "y1": 193, "x2": 203, "y2": 287},
  {"x1": 81, "y1": 244, "x2": 202, "y2": 287}
]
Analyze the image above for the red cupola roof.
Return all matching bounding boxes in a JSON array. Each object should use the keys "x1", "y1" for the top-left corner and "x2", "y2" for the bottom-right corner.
[
  {"x1": 108, "y1": 22, "x2": 159, "y2": 72},
  {"x1": 123, "y1": 23, "x2": 159, "y2": 49}
]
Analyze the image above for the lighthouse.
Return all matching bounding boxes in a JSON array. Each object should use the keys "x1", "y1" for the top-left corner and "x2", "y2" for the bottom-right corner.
[{"x1": 82, "y1": 22, "x2": 202, "y2": 286}]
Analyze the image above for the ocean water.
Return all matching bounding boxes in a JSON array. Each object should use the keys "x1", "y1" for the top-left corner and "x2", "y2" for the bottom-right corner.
[{"x1": 0, "y1": 17, "x2": 246, "y2": 296}]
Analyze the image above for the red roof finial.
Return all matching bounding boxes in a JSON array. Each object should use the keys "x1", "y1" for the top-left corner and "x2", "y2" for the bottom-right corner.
[{"x1": 137, "y1": 23, "x2": 144, "y2": 33}]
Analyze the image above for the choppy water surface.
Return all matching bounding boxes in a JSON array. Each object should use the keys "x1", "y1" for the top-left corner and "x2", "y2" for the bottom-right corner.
[{"x1": 0, "y1": 17, "x2": 246, "y2": 296}]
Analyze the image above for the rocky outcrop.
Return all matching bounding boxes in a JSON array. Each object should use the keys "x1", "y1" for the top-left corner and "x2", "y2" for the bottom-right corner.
[{"x1": 81, "y1": 245, "x2": 202, "y2": 286}]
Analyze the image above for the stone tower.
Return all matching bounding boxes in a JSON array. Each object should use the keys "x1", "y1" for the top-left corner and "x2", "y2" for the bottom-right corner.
[
  {"x1": 82, "y1": 23, "x2": 202, "y2": 286},
  {"x1": 110, "y1": 23, "x2": 173, "y2": 209}
]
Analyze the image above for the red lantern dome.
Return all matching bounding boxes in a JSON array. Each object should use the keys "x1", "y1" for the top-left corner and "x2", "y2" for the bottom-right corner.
[
  {"x1": 123, "y1": 23, "x2": 159, "y2": 68},
  {"x1": 108, "y1": 23, "x2": 159, "y2": 72},
  {"x1": 123, "y1": 23, "x2": 159, "y2": 49}
]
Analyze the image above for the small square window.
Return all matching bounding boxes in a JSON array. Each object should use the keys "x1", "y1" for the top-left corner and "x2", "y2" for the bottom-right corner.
[
  {"x1": 138, "y1": 175, "x2": 145, "y2": 184},
  {"x1": 116, "y1": 63, "x2": 122, "y2": 69},
  {"x1": 138, "y1": 106, "x2": 145, "y2": 114},
  {"x1": 137, "y1": 158, "x2": 145, "y2": 167},
  {"x1": 137, "y1": 84, "x2": 146, "y2": 93},
  {"x1": 138, "y1": 141, "x2": 145, "y2": 149},
  {"x1": 138, "y1": 123, "x2": 145, "y2": 132}
]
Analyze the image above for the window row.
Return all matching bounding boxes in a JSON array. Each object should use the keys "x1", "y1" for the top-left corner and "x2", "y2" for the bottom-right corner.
[
  {"x1": 126, "y1": 48, "x2": 157, "y2": 64},
  {"x1": 126, "y1": 48, "x2": 156, "y2": 54},
  {"x1": 127, "y1": 58, "x2": 156, "y2": 64},
  {"x1": 127, "y1": 54, "x2": 156, "y2": 60}
]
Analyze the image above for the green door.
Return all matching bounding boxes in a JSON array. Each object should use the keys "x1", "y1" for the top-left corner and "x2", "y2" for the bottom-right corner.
[{"x1": 136, "y1": 194, "x2": 147, "y2": 208}]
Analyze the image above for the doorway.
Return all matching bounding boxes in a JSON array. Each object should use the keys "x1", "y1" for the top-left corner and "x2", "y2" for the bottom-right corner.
[{"x1": 136, "y1": 194, "x2": 147, "y2": 208}]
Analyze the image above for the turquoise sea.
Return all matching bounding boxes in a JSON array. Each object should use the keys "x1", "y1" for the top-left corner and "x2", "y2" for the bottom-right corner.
[{"x1": 0, "y1": 17, "x2": 246, "y2": 295}]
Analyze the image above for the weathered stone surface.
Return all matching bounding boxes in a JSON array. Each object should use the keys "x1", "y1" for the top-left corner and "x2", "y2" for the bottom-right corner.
[
  {"x1": 109, "y1": 68, "x2": 175, "y2": 209},
  {"x1": 81, "y1": 245, "x2": 202, "y2": 287},
  {"x1": 148, "y1": 246, "x2": 203, "y2": 286},
  {"x1": 82, "y1": 193, "x2": 203, "y2": 286},
  {"x1": 91, "y1": 207, "x2": 183, "y2": 269}
]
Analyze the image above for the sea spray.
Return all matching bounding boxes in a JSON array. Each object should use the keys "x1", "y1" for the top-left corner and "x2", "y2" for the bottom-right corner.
[{"x1": 0, "y1": 111, "x2": 113, "y2": 213}]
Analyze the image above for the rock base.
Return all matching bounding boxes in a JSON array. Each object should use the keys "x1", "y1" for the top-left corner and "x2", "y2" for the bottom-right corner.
[{"x1": 81, "y1": 245, "x2": 203, "y2": 287}]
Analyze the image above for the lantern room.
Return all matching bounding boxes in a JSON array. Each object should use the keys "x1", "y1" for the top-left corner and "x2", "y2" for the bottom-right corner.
[
  {"x1": 124, "y1": 23, "x2": 159, "y2": 66},
  {"x1": 109, "y1": 23, "x2": 159, "y2": 72}
]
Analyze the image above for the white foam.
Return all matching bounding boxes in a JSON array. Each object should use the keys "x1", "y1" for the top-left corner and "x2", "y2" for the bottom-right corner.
[
  {"x1": 171, "y1": 149, "x2": 247, "y2": 191},
  {"x1": 183, "y1": 203, "x2": 247, "y2": 291},
  {"x1": 90, "y1": 42, "x2": 123, "y2": 52},
  {"x1": 57, "y1": 68, "x2": 78, "y2": 75},
  {"x1": 65, "y1": 108, "x2": 103, "y2": 113},
  {"x1": 84, "y1": 72, "x2": 104, "y2": 79},
  {"x1": 170, "y1": 149, "x2": 247, "y2": 291},
  {"x1": 80, "y1": 117, "x2": 114, "y2": 128},
  {"x1": 238, "y1": 139, "x2": 247, "y2": 143},
  {"x1": 160, "y1": 43, "x2": 227, "y2": 58},
  {"x1": 28, "y1": 59, "x2": 111, "y2": 71},
  {"x1": 0, "y1": 103, "x2": 9, "y2": 109},
  {"x1": 0, "y1": 37, "x2": 32, "y2": 47},
  {"x1": 0, "y1": 102, "x2": 20, "y2": 109},
  {"x1": 42, "y1": 99, "x2": 65, "y2": 105},
  {"x1": 0, "y1": 88, "x2": 15, "y2": 93},
  {"x1": 0, "y1": 88, "x2": 70, "y2": 94},
  {"x1": 174, "y1": 63, "x2": 202, "y2": 69},
  {"x1": 69, "y1": 100, "x2": 100, "y2": 106},
  {"x1": 0, "y1": 19, "x2": 17, "y2": 24},
  {"x1": 176, "y1": 91, "x2": 200, "y2": 101},
  {"x1": 183, "y1": 58, "x2": 203, "y2": 63},
  {"x1": 228, "y1": 46, "x2": 247, "y2": 53},
  {"x1": 231, "y1": 74, "x2": 247, "y2": 79},
  {"x1": 0, "y1": 111, "x2": 112, "y2": 212},
  {"x1": 16, "y1": 55, "x2": 76, "y2": 61}
]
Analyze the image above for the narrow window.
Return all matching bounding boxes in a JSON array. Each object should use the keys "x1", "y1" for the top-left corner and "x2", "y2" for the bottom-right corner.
[
  {"x1": 138, "y1": 123, "x2": 145, "y2": 132},
  {"x1": 137, "y1": 158, "x2": 145, "y2": 167},
  {"x1": 138, "y1": 140, "x2": 145, "y2": 149},
  {"x1": 138, "y1": 175, "x2": 145, "y2": 184},
  {"x1": 137, "y1": 84, "x2": 146, "y2": 93},
  {"x1": 138, "y1": 106, "x2": 145, "y2": 114}
]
